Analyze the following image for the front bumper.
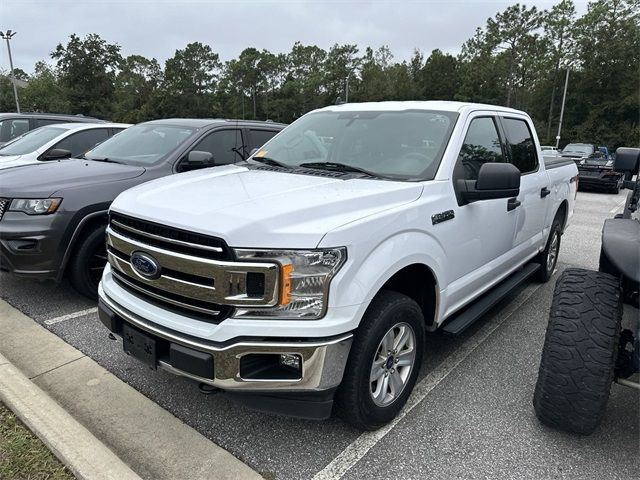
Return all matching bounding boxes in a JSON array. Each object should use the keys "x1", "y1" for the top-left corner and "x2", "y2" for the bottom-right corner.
[
  {"x1": 98, "y1": 291, "x2": 353, "y2": 394},
  {"x1": 578, "y1": 172, "x2": 622, "y2": 190},
  {"x1": 0, "y1": 211, "x2": 64, "y2": 279}
]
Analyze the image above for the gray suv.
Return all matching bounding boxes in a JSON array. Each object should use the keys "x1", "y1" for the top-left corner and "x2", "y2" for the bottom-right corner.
[
  {"x1": 0, "y1": 112, "x2": 103, "y2": 146},
  {"x1": 0, "y1": 118, "x2": 285, "y2": 298}
]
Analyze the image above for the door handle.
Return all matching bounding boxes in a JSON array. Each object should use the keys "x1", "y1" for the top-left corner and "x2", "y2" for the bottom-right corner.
[
  {"x1": 507, "y1": 197, "x2": 521, "y2": 211},
  {"x1": 540, "y1": 187, "x2": 551, "y2": 198}
]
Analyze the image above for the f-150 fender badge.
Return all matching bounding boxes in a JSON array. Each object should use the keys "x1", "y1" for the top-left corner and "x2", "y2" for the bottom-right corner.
[{"x1": 431, "y1": 210, "x2": 455, "y2": 225}]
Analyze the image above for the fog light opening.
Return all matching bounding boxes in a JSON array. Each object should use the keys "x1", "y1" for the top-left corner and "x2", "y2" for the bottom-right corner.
[{"x1": 280, "y1": 353, "x2": 301, "y2": 370}]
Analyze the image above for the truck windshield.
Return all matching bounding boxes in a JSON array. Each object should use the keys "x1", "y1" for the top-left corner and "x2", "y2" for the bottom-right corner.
[
  {"x1": 0, "y1": 126, "x2": 66, "y2": 156},
  {"x1": 251, "y1": 110, "x2": 458, "y2": 180},
  {"x1": 84, "y1": 124, "x2": 195, "y2": 166}
]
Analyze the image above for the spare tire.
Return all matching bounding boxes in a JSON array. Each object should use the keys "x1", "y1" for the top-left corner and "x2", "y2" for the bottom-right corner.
[{"x1": 533, "y1": 268, "x2": 622, "y2": 435}]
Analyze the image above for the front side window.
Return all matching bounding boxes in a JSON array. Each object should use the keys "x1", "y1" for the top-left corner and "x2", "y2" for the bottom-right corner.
[
  {"x1": 455, "y1": 117, "x2": 504, "y2": 181},
  {"x1": 249, "y1": 129, "x2": 280, "y2": 150},
  {"x1": 84, "y1": 124, "x2": 195, "y2": 166},
  {"x1": 52, "y1": 128, "x2": 110, "y2": 157},
  {"x1": 502, "y1": 118, "x2": 538, "y2": 174},
  {"x1": 0, "y1": 126, "x2": 66, "y2": 156},
  {"x1": 190, "y1": 129, "x2": 245, "y2": 165},
  {"x1": 0, "y1": 119, "x2": 30, "y2": 142},
  {"x1": 36, "y1": 119, "x2": 65, "y2": 127},
  {"x1": 250, "y1": 110, "x2": 458, "y2": 180}
]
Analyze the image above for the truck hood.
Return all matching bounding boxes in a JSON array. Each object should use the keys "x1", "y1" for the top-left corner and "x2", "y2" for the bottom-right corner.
[
  {"x1": 111, "y1": 165, "x2": 424, "y2": 249},
  {"x1": 0, "y1": 159, "x2": 146, "y2": 197}
]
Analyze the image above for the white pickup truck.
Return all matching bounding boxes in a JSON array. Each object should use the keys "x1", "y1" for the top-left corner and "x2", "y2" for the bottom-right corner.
[{"x1": 98, "y1": 101, "x2": 578, "y2": 429}]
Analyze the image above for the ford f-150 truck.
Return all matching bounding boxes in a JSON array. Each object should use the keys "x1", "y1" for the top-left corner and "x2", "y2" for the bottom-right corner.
[{"x1": 97, "y1": 101, "x2": 579, "y2": 430}]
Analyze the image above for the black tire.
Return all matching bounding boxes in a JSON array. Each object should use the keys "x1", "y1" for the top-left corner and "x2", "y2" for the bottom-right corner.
[
  {"x1": 69, "y1": 224, "x2": 107, "y2": 300},
  {"x1": 533, "y1": 268, "x2": 623, "y2": 435},
  {"x1": 534, "y1": 215, "x2": 562, "y2": 282},
  {"x1": 335, "y1": 290, "x2": 425, "y2": 430}
]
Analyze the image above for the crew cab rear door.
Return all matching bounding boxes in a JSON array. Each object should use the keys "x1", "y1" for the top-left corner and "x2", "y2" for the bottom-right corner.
[{"x1": 498, "y1": 115, "x2": 549, "y2": 257}]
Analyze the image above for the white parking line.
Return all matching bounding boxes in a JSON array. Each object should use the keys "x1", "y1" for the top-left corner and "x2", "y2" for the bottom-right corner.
[
  {"x1": 609, "y1": 198, "x2": 627, "y2": 214},
  {"x1": 312, "y1": 282, "x2": 543, "y2": 480},
  {"x1": 44, "y1": 307, "x2": 98, "y2": 326}
]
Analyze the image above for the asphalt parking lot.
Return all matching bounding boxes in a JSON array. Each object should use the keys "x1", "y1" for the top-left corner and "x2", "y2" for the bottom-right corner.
[{"x1": 1, "y1": 189, "x2": 638, "y2": 480}]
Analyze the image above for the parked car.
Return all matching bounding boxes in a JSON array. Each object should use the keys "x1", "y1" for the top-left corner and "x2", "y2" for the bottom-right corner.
[
  {"x1": 0, "y1": 123, "x2": 130, "y2": 170},
  {"x1": 576, "y1": 153, "x2": 624, "y2": 193},
  {"x1": 96, "y1": 101, "x2": 579, "y2": 429},
  {"x1": 0, "y1": 112, "x2": 103, "y2": 146},
  {"x1": 534, "y1": 147, "x2": 639, "y2": 435},
  {"x1": 561, "y1": 143, "x2": 597, "y2": 162},
  {"x1": 0, "y1": 118, "x2": 285, "y2": 298},
  {"x1": 541, "y1": 145, "x2": 560, "y2": 156}
]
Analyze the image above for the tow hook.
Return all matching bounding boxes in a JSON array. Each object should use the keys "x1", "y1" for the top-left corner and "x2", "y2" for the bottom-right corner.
[{"x1": 198, "y1": 382, "x2": 219, "y2": 395}]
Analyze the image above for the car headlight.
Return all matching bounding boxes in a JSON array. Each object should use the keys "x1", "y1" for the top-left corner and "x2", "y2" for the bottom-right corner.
[
  {"x1": 232, "y1": 247, "x2": 346, "y2": 319},
  {"x1": 9, "y1": 198, "x2": 62, "y2": 215}
]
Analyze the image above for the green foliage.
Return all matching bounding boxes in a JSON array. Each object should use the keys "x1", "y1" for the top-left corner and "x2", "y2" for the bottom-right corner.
[{"x1": 4, "y1": 0, "x2": 638, "y2": 148}]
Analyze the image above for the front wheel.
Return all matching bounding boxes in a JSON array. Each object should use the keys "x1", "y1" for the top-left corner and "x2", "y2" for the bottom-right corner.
[
  {"x1": 335, "y1": 290, "x2": 425, "y2": 430},
  {"x1": 69, "y1": 224, "x2": 107, "y2": 300}
]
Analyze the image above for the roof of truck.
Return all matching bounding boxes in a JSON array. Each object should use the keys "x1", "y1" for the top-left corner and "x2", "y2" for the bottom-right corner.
[{"x1": 317, "y1": 100, "x2": 527, "y2": 115}]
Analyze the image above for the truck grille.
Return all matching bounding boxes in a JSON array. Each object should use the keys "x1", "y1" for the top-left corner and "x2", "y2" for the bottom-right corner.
[
  {"x1": 0, "y1": 198, "x2": 9, "y2": 220},
  {"x1": 106, "y1": 212, "x2": 280, "y2": 322}
]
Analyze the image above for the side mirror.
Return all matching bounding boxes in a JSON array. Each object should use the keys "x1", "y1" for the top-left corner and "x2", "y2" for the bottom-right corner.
[
  {"x1": 459, "y1": 163, "x2": 521, "y2": 204},
  {"x1": 248, "y1": 147, "x2": 259, "y2": 157},
  {"x1": 42, "y1": 148, "x2": 72, "y2": 161},
  {"x1": 181, "y1": 150, "x2": 214, "y2": 171},
  {"x1": 614, "y1": 147, "x2": 640, "y2": 175}
]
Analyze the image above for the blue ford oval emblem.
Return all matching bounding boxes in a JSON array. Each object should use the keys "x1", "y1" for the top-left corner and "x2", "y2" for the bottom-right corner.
[{"x1": 130, "y1": 251, "x2": 161, "y2": 280}]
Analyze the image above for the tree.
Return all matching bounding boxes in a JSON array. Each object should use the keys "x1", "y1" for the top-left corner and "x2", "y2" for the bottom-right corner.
[
  {"x1": 113, "y1": 55, "x2": 162, "y2": 122},
  {"x1": 420, "y1": 49, "x2": 460, "y2": 100},
  {"x1": 21, "y1": 61, "x2": 70, "y2": 113},
  {"x1": 52, "y1": 34, "x2": 122, "y2": 118}
]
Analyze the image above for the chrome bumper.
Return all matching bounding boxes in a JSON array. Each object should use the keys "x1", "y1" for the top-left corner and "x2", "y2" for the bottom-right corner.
[{"x1": 99, "y1": 292, "x2": 353, "y2": 392}]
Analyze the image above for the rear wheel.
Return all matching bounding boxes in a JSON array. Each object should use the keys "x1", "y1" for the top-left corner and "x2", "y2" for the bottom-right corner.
[
  {"x1": 533, "y1": 268, "x2": 622, "y2": 435},
  {"x1": 335, "y1": 290, "x2": 424, "y2": 430},
  {"x1": 69, "y1": 224, "x2": 107, "y2": 300},
  {"x1": 534, "y1": 216, "x2": 561, "y2": 282}
]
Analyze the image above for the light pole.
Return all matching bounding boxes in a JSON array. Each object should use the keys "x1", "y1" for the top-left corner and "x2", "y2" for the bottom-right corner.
[
  {"x1": 555, "y1": 68, "x2": 569, "y2": 149},
  {"x1": 0, "y1": 30, "x2": 20, "y2": 113}
]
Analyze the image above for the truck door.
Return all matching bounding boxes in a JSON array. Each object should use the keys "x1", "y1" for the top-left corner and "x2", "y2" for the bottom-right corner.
[
  {"x1": 446, "y1": 113, "x2": 519, "y2": 308},
  {"x1": 498, "y1": 116, "x2": 548, "y2": 258}
]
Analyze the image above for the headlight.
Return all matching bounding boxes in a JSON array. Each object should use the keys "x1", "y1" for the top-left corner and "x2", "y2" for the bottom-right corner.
[
  {"x1": 233, "y1": 247, "x2": 346, "y2": 319},
  {"x1": 9, "y1": 198, "x2": 62, "y2": 215}
]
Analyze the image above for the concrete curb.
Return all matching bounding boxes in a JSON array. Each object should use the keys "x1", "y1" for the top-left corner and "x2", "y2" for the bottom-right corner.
[
  {"x1": 0, "y1": 299, "x2": 263, "y2": 480},
  {"x1": 0, "y1": 352, "x2": 141, "y2": 480}
]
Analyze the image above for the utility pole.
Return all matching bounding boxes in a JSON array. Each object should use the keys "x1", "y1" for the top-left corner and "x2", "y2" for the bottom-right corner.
[
  {"x1": 345, "y1": 76, "x2": 349, "y2": 103},
  {"x1": 555, "y1": 68, "x2": 569, "y2": 149},
  {"x1": 0, "y1": 30, "x2": 20, "y2": 113}
]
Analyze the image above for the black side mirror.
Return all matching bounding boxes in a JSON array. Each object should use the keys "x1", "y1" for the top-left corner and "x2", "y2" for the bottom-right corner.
[
  {"x1": 42, "y1": 148, "x2": 72, "y2": 161},
  {"x1": 459, "y1": 163, "x2": 521, "y2": 204},
  {"x1": 614, "y1": 147, "x2": 640, "y2": 175},
  {"x1": 181, "y1": 150, "x2": 214, "y2": 171}
]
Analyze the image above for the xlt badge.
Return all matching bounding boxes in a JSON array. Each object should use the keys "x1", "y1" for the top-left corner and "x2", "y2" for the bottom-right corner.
[{"x1": 431, "y1": 210, "x2": 455, "y2": 225}]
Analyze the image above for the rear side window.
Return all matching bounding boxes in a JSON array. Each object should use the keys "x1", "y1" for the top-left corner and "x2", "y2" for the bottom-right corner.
[
  {"x1": 502, "y1": 118, "x2": 538, "y2": 174},
  {"x1": 53, "y1": 128, "x2": 110, "y2": 157},
  {"x1": 455, "y1": 117, "x2": 505, "y2": 181},
  {"x1": 0, "y1": 118, "x2": 30, "y2": 142},
  {"x1": 249, "y1": 129, "x2": 279, "y2": 150}
]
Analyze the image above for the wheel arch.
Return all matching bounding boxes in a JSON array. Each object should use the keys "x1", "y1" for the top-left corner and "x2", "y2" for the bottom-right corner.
[{"x1": 556, "y1": 200, "x2": 568, "y2": 233}]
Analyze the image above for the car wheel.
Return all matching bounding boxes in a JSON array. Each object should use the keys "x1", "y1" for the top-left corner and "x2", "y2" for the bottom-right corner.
[
  {"x1": 534, "y1": 216, "x2": 561, "y2": 282},
  {"x1": 69, "y1": 224, "x2": 107, "y2": 300},
  {"x1": 533, "y1": 268, "x2": 622, "y2": 435},
  {"x1": 335, "y1": 290, "x2": 425, "y2": 430}
]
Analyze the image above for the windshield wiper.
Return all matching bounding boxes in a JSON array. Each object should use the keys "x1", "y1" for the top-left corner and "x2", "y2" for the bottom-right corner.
[
  {"x1": 87, "y1": 157, "x2": 122, "y2": 164},
  {"x1": 299, "y1": 162, "x2": 384, "y2": 178},
  {"x1": 250, "y1": 156, "x2": 291, "y2": 169}
]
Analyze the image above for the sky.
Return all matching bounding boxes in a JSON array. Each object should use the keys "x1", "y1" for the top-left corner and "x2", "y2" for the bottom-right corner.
[{"x1": 1, "y1": 0, "x2": 590, "y2": 74}]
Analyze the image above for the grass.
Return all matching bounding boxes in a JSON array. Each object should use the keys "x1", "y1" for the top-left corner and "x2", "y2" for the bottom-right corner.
[{"x1": 0, "y1": 402, "x2": 74, "y2": 480}]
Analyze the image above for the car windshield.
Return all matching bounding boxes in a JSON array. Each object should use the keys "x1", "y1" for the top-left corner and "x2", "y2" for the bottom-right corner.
[
  {"x1": 0, "y1": 126, "x2": 66, "y2": 156},
  {"x1": 84, "y1": 124, "x2": 196, "y2": 166},
  {"x1": 583, "y1": 157, "x2": 608, "y2": 165},
  {"x1": 250, "y1": 110, "x2": 458, "y2": 180},
  {"x1": 563, "y1": 144, "x2": 593, "y2": 155}
]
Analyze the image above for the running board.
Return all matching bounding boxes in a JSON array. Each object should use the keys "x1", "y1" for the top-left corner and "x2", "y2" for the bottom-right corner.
[{"x1": 441, "y1": 263, "x2": 541, "y2": 336}]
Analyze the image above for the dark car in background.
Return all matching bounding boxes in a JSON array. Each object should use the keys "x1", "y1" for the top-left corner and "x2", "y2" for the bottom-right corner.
[
  {"x1": 0, "y1": 112, "x2": 103, "y2": 146},
  {"x1": 577, "y1": 153, "x2": 625, "y2": 193},
  {"x1": 561, "y1": 143, "x2": 597, "y2": 163},
  {"x1": 0, "y1": 118, "x2": 285, "y2": 298}
]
